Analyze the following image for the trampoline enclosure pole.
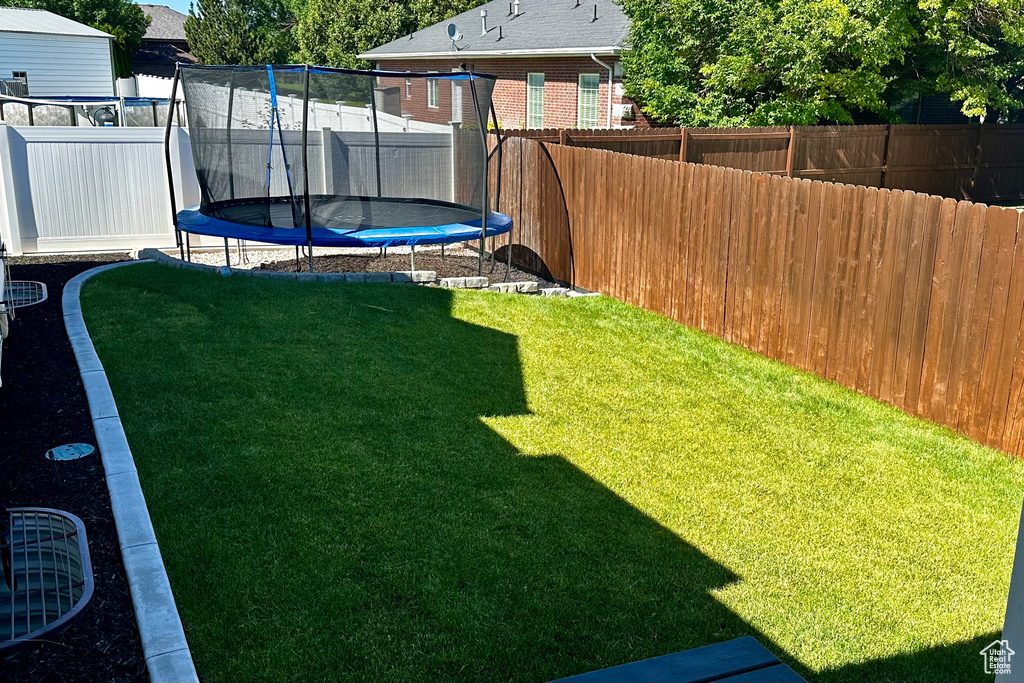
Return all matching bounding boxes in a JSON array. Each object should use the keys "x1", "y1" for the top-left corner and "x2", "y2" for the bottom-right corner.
[
  {"x1": 468, "y1": 74, "x2": 488, "y2": 277},
  {"x1": 368, "y1": 75, "x2": 382, "y2": 197},
  {"x1": 163, "y1": 65, "x2": 182, "y2": 259},
  {"x1": 301, "y1": 65, "x2": 313, "y2": 272},
  {"x1": 489, "y1": 100, "x2": 511, "y2": 281},
  {"x1": 226, "y1": 71, "x2": 236, "y2": 200}
]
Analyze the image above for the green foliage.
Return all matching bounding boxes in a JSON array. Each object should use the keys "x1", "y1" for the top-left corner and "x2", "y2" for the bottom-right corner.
[
  {"x1": 0, "y1": 0, "x2": 149, "y2": 78},
  {"x1": 296, "y1": 0, "x2": 486, "y2": 68},
  {"x1": 621, "y1": 0, "x2": 1024, "y2": 125},
  {"x1": 184, "y1": 0, "x2": 297, "y2": 66},
  {"x1": 297, "y1": 0, "x2": 414, "y2": 68}
]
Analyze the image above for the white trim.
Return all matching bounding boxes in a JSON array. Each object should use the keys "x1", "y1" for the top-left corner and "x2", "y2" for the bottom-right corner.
[{"x1": 360, "y1": 46, "x2": 622, "y2": 60}]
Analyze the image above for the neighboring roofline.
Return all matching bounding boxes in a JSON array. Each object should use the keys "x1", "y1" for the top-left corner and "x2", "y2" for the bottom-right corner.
[
  {"x1": 359, "y1": 46, "x2": 623, "y2": 60},
  {"x1": 0, "y1": 27, "x2": 113, "y2": 39}
]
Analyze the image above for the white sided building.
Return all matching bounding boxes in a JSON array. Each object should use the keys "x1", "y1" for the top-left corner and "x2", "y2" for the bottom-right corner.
[{"x1": 0, "y1": 7, "x2": 115, "y2": 97}]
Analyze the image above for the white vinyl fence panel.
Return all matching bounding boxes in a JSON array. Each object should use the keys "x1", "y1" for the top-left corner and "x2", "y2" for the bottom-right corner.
[
  {"x1": 0, "y1": 120, "x2": 460, "y2": 255},
  {"x1": 0, "y1": 124, "x2": 198, "y2": 254}
]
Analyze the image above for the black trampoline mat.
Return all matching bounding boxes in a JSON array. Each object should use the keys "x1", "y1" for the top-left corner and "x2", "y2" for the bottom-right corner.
[{"x1": 204, "y1": 196, "x2": 482, "y2": 231}]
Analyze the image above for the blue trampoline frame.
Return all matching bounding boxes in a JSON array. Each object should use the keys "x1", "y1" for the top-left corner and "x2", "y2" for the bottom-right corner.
[
  {"x1": 176, "y1": 205, "x2": 513, "y2": 248},
  {"x1": 164, "y1": 63, "x2": 512, "y2": 272}
]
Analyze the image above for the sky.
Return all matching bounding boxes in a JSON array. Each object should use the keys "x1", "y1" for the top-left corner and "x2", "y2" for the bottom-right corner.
[{"x1": 147, "y1": 0, "x2": 193, "y2": 16}]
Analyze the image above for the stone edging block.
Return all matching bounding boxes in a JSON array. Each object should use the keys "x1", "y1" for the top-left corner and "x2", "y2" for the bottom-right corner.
[{"x1": 64, "y1": 259, "x2": 199, "y2": 683}]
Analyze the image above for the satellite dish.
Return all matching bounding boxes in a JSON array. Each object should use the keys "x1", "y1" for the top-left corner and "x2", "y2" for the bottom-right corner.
[{"x1": 447, "y1": 23, "x2": 463, "y2": 40}]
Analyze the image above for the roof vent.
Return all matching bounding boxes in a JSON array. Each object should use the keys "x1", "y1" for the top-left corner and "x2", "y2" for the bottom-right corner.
[
  {"x1": 508, "y1": 2, "x2": 513, "y2": 14},
  {"x1": 513, "y1": 0, "x2": 521, "y2": 16},
  {"x1": 592, "y1": 3, "x2": 597, "y2": 20},
  {"x1": 498, "y1": 25, "x2": 504, "y2": 39},
  {"x1": 480, "y1": 8, "x2": 488, "y2": 35},
  {"x1": 574, "y1": 0, "x2": 580, "y2": 6}
]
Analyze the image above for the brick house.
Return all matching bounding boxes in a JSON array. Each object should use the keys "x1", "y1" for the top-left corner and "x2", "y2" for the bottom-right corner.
[{"x1": 358, "y1": 0, "x2": 644, "y2": 129}]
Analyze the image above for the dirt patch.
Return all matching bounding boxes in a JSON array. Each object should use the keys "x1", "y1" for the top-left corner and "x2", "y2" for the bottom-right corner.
[
  {"x1": 258, "y1": 246, "x2": 555, "y2": 286},
  {"x1": 1, "y1": 255, "x2": 146, "y2": 682}
]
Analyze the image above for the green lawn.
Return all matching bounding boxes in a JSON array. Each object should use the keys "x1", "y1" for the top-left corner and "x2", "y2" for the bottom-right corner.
[{"x1": 84, "y1": 264, "x2": 1024, "y2": 682}]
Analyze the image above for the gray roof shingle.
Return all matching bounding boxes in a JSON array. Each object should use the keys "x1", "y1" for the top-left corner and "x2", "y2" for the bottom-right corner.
[
  {"x1": 139, "y1": 4, "x2": 188, "y2": 42},
  {"x1": 359, "y1": 0, "x2": 628, "y2": 59}
]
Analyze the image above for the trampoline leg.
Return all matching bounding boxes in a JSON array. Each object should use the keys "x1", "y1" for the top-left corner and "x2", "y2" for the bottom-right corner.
[
  {"x1": 186, "y1": 233, "x2": 191, "y2": 262},
  {"x1": 224, "y1": 238, "x2": 231, "y2": 271},
  {"x1": 410, "y1": 245, "x2": 415, "y2": 272},
  {"x1": 441, "y1": 244, "x2": 445, "y2": 263},
  {"x1": 506, "y1": 230, "x2": 512, "y2": 282},
  {"x1": 478, "y1": 238, "x2": 483, "y2": 276},
  {"x1": 307, "y1": 242, "x2": 313, "y2": 273},
  {"x1": 295, "y1": 246, "x2": 299, "y2": 273}
]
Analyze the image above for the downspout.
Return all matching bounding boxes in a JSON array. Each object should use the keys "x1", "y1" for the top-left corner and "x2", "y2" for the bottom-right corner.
[{"x1": 590, "y1": 53, "x2": 613, "y2": 129}]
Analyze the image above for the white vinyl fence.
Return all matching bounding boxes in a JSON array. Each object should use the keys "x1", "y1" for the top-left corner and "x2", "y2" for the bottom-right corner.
[
  {"x1": 0, "y1": 121, "x2": 460, "y2": 255},
  {"x1": 0, "y1": 124, "x2": 198, "y2": 254}
]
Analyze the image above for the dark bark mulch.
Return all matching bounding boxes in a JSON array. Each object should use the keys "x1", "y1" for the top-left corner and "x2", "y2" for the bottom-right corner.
[
  {"x1": 1, "y1": 254, "x2": 146, "y2": 683},
  {"x1": 258, "y1": 247, "x2": 554, "y2": 286}
]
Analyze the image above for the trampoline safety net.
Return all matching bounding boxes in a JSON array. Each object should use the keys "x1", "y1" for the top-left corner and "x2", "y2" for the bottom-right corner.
[{"x1": 177, "y1": 65, "x2": 498, "y2": 242}]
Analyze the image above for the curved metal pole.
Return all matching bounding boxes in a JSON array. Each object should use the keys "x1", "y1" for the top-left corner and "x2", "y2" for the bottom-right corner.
[
  {"x1": 468, "y1": 74, "x2": 489, "y2": 277},
  {"x1": 489, "y1": 99, "x2": 510, "y2": 281},
  {"x1": 162, "y1": 65, "x2": 182, "y2": 259},
  {"x1": 301, "y1": 65, "x2": 313, "y2": 272}
]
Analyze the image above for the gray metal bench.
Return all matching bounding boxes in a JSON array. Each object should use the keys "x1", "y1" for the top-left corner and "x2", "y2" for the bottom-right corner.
[{"x1": 553, "y1": 636, "x2": 805, "y2": 682}]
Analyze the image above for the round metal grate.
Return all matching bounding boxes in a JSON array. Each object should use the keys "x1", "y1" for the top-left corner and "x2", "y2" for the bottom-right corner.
[
  {"x1": 3, "y1": 281, "x2": 47, "y2": 309},
  {"x1": 45, "y1": 443, "x2": 95, "y2": 461}
]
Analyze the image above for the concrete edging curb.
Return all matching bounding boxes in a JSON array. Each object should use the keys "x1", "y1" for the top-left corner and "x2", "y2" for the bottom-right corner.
[{"x1": 63, "y1": 260, "x2": 198, "y2": 683}]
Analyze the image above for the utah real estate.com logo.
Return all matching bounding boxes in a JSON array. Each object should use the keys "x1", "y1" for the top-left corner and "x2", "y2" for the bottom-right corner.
[{"x1": 981, "y1": 639, "x2": 1015, "y2": 676}]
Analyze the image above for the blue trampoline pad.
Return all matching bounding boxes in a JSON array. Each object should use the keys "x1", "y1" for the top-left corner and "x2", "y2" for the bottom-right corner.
[{"x1": 176, "y1": 196, "x2": 512, "y2": 248}]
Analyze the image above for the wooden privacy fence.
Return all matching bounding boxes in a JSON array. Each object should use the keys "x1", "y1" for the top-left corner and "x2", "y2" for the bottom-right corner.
[
  {"x1": 485, "y1": 136, "x2": 1024, "y2": 457},
  {"x1": 498, "y1": 124, "x2": 1024, "y2": 204}
]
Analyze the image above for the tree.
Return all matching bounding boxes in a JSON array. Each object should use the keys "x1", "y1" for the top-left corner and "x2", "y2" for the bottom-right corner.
[
  {"x1": 185, "y1": 0, "x2": 297, "y2": 66},
  {"x1": 297, "y1": 0, "x2": 414, "y2": 68},
  {"x1": 296, "y1": 0, "x2": 486, "y2": 68},
  {"x1": 0, "y1": 0, "x2": 149, "y2": 78},
  {"x1": 620, "y1": 0, "x2": 1024, "y2": 125}
]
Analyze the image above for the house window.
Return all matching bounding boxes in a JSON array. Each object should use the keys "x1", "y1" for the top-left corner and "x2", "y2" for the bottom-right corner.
[
  {"x1": 2, "y1": 71, "x2": 28, "y2": 97},
  {"x1": 405, "y1": 78, "x2": 412, "y2": 98},
  {"x1": 427, "y1": 78, "x2": 439, "y2": 108},
  {"x1": 450, "y1": 68, "x2": 463, "y2": 122},
  {"x1": 526, "y1": 73, "x2": 544, "y2": 129},
  {"x1": 578, "y1": 73, "x2": 601, "y2": 128}
]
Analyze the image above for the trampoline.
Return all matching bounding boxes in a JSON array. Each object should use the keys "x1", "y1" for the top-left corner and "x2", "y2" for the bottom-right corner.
[{"x1": 163, "y1": 64, "x2": 511, "y2": 272}]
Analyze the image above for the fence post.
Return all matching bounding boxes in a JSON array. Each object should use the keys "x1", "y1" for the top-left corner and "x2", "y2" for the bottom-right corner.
[
  {"x1": 0, "y1": 124, "x2": 24, "y2": 255},
  {"x1": 969, "y1": 122, "x2": 987, "y2": 199},
  {"x1": 879, "y1": 124, "x2": 892, "y2": 188},
  {"x1": 559, "y1": 129, "x2": 567, "y2": 145},
  {"x1": 785, "y1": 125, "x2": 796, "y2": 176},
  {"x1": 679, "y1": 127, "x2": 688, "y2": 164}
]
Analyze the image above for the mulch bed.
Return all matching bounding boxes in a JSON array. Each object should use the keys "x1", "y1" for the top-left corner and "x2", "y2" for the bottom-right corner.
[
  {"x1": 258, "y1": 247, "x2": 555, "y2": 286},
  {"x1": 1, "y1": 254, "x2": 146, "y2": 683}
]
